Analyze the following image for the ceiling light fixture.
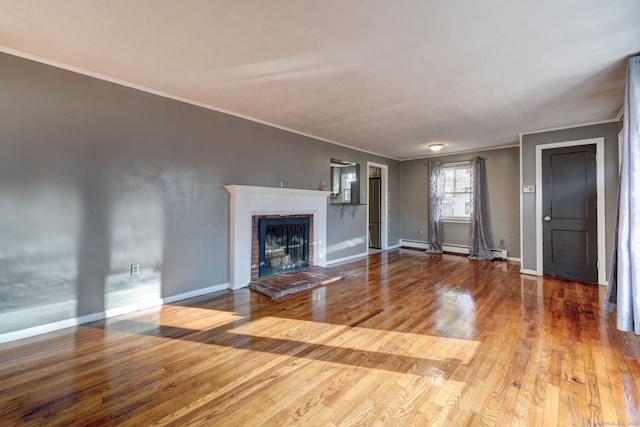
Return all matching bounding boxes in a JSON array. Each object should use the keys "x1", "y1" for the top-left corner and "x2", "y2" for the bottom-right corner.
[{"x1": 429, "y1": 143, "x2": 444, "y2": 152}]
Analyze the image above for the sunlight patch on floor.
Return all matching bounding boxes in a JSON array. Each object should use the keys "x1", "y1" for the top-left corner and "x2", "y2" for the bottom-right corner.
[
  {"x1": 157, "y1": 307, "x2": 245, "y2": 329},
  {"x1": 228, "y1": 316, "x2": 480, "y2": 364}
]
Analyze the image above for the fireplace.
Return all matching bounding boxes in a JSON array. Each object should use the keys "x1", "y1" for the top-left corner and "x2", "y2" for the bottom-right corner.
[
  {"x1": 225, "y1": 185, "x2": 331, "y2": 289},
  {"x1": 259, "y1": 216, "x2": 310, "y2": 277}
]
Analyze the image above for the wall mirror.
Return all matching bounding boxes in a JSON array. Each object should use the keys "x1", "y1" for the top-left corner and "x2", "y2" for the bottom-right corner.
[{"x1": 330, "y1": 158, "x2": 361, "y2": 205}]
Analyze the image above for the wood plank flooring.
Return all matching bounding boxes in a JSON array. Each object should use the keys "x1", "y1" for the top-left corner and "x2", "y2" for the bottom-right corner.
[{"x1": 1, "y1": 249, "x2": 640, "y2": 426}]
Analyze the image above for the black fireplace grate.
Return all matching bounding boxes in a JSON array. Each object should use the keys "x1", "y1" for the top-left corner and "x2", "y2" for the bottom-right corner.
[{"x1": 259, "y1": 217, "x2": 310, "y2": 277}]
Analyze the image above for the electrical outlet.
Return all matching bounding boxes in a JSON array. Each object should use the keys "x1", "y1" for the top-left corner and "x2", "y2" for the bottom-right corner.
[{"x1": 131, "y1": 263, "x2": 140, "y2": 276}]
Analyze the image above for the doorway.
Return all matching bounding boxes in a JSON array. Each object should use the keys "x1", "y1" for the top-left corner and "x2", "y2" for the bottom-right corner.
[
  {"x1": 367, "y1": 162, "x2": 388, "y2": 251},
  {"x1": 535, "y1": 138, "x2": 606, "y2": 284},
  {"x1": 369, "y1": 169, "x2": 381, "y2": 250},
  {"x1": 541, "y1": 145, "x2": 597, "y2": 282}
]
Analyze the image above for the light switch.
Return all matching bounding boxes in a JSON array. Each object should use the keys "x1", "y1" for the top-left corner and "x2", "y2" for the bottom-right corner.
[{"x1": 522, "y1": 184, "x2": 535, "y2": 193}]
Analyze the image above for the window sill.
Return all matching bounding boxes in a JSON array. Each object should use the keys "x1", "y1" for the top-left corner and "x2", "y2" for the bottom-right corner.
[{"x1": 442, "y1": 217, "x2": 470, "y2": 224}]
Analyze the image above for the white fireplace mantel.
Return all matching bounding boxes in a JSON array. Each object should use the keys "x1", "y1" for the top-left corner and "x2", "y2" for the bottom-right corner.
[{"x1": 224, "y1": 185, "x2": 331, "y2": 289}]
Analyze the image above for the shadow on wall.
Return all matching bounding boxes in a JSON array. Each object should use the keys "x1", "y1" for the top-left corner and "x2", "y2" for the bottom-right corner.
[
  {"x1": 0, "y1": 176, "x2": 82, "y2": 333},
  {"x1": 0, "y1": 158, "x2": 169, "y2": 335}
]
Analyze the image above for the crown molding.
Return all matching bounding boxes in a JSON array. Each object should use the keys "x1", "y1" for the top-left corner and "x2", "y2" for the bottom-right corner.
[
  {"x1": 519, "y1": 118, "x2": 619, "y2": 137},
  {"x1": 0, "y1": 46, "x2": 400, "y2": 161}
]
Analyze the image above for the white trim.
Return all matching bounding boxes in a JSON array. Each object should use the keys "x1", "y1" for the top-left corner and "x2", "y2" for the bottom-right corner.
[
  {"x1": 519, "y1": 119, "x2": 618, "y2": 137},
  {"x1": 0, "y1": 311, "x2": 104, "y2": 344},
  {"x1": 519, "y1": 133, "x2": 525, "y2": 274},
  {"x1": 439, "y1": 244, "x2": 507, "y2": 259},
  {"x1": 402, "y1": 144, "x2": 520, "y2": 161},
  {"x1": 442, "y1": 244, "x2": 469, "y2": 255},
  {"x1": 0, "y1": 47, "x2": 620, "y2": 164},
  {"x1": 534, "y1": 138, "x2": 606, "y2": 285},
  {"x1": 327, "y1": 251, "x2": 369, "y2": 266},
  {"x1": 615, "y1": 106, "x2": 624, "y2": 122},
  {"x1": 0, "y1": 282, "x2": 230, "y2": 343},
  {"x1": 366, "y1": 162, "x2": 389, "y2": 250},
  {"x1": 507, "y1": 257, "x2": 521, "y2": 263},
  {"x1": 595, "y1": 141, "x2": 607, "y2": 286},
  {"x1": 442, "y1": 217, "x2": 470, "y2": 224},
  {"x1": 399, "y1": 239, "x2": 429, "y2": 249},
  {"x1": 162, "y1": 283, "x2": 229, "y2": 304},
  {"x1": 0, "y1": 46, "x2": 402, "y2": 162},
  {"x1": 386, "y1": 244, "x2": 400, "y2": 250},
  {"x1": 441, "y1": 161, "x2": 472, "y2": 222},
  {"x1": 520, "y1": 268, "x2": 539, "y2": 276},
  {"x1": 398, "y1": 239, "x2": 508, "y2": 259},
  {"x1": 104, "y1": 299, "x2": 163, "y2": 318}
]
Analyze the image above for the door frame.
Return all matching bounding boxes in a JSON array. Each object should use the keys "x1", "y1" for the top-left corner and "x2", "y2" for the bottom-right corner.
[
  {"x1": 535, "y1": 137, "x2": 606, "y2": 285},
  {"x1": 366, "y1": 161, "x2": 388, "y2": 250}
]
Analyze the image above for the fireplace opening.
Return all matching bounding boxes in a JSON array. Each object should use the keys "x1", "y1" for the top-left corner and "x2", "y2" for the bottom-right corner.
[{"x1": 259, "y1": 217, "x2": 310, "y2": 277}]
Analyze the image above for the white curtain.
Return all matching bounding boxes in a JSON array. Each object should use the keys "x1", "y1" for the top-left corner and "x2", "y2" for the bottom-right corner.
[
  {"x1": 605, "y1": 55, "x2": 640, "y2": 335},
  {"x1": 425, "y1": 161, "x2": 443, "y2": 253},
  {"x1": 468, "y1": 157, "x2": 496, "y2": 260}
]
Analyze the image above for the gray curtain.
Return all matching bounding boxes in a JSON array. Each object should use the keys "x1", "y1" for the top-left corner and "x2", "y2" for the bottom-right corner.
[
  {"x1": 604, "y1": 55, "x2": 640, "y2": 335},
  {"x1": 468, "y1": 157, "x2": 495, "y2": 260},
  {"x1": 425, "y1": 161, "x2": 443, "y2": 254}
]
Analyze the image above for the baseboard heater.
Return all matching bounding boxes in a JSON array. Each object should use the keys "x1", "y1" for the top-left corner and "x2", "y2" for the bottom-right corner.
[{"x1": 399, "y1": 239, "x2": 507, "y2": 260}]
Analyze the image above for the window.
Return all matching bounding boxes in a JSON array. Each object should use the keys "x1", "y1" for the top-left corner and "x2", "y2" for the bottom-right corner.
[
  {"x1": 341, "y1": 172, "x2": 357, "y2": 202},
  {"x1": 441, "y1": 162, "x2": 471, "y2": 222}
]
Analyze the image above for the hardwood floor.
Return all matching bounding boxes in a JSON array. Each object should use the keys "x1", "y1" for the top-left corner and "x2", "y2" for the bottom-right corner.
[{"x1": 1, "y1": 249, "x2": 640, "y2": 426}]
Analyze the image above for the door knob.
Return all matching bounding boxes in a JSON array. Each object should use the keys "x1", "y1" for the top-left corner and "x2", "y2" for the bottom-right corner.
[{"x1": 544, "y1": 216, "x2": 551, "y2": 222}]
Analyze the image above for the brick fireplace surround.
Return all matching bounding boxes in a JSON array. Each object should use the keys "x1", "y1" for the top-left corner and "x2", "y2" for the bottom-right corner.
[{"x1": 224, "y1": 185, "x2": 331, "y2": 290}]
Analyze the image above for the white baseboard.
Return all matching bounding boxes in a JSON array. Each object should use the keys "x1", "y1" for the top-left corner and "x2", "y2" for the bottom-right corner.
[
  {"x1": 327, "y1": 251, "x2": 369, "y2": 266},
  {"x1": 520, "y1": 268, "x2": 540, "y2": 276},
  {"x1": 443, "y1": 244, "x2": 470, "y2": 255},
  {"x1": 104, "y1": 299, "x2": 164, "y2": 319},
  {"x1": 399, "y1": 239, "x2": 430, "y2": 250},
  {"x1": 163, "y1": 283, "x2": 229, "y2": 304},
  {"x1": 399, "y1": 239, "x2": 509, "y2": 259},
  {"x1": 0, "y1": 282, "x2": 231, "y2": 344},
  {"x1": 0, "y1": 311, "x2": 106, "y2": 344}
]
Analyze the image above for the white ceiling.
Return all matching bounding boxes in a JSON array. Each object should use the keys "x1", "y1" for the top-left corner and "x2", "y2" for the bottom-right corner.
[{"x1": 0, "y1": 1, "x2": 638, "y2": 160}]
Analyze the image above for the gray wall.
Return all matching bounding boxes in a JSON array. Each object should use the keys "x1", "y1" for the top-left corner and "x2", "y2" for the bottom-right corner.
[
  {"x1": 0, "y1": 53, "x2": 400, "y2": 334},
  {"x1": 520, "y1": 122, "x2": 619, "y2": 275},
  {"x1": 399, "y1": 147, "x2": 521, "y2": 258},
  {"x1": 0, "y1": 49, "x2": 621, "y2": 338}
]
